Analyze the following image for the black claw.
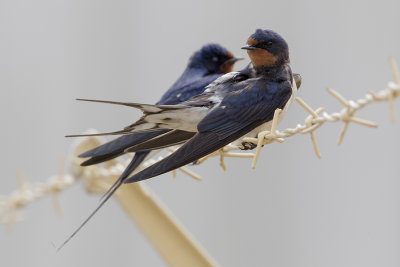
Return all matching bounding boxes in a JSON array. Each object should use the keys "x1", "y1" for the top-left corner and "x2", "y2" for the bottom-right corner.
[{"x1": 240, "y1": 141, "x2": 257, "y2": 150}]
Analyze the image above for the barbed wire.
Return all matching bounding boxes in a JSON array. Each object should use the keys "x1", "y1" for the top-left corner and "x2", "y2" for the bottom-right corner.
[
  {"x1": 0, "y1": 58, "x2": 399, "y2": 226},
  {"x1": 200, "y1": 58, "x2": 400, "y2": 168},
  {"x1": 0, "y1": 163, "x2": 75, "y2": 228}
]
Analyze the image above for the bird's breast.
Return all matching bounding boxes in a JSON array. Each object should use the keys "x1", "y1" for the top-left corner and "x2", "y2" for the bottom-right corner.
[{"x1": 234, "y1": 78, "x2": 297, "y2": 145}]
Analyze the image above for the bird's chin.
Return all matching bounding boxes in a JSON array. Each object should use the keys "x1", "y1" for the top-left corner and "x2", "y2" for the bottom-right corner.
[
  {"x1": 220, "y1": 62, "x2": 234, "y2": 73},
  {"x1": 247, "y1": 49, "x2": 277, "y2": 68}
]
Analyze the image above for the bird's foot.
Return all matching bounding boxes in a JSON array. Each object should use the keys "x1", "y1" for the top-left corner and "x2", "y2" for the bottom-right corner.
[{"x1": 240, "y1": 141, "x2": 258, "y2": 150}]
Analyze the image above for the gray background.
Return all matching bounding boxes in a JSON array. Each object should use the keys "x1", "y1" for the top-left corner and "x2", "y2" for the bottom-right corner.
[{"x1": 1, "y1": 0, "x2": 400, "y2": 266}]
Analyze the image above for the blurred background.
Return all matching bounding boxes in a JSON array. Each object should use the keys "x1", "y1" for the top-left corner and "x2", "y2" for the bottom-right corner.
[{"x1": 1, "y1": 0, "x2": 400, "y2": 266}]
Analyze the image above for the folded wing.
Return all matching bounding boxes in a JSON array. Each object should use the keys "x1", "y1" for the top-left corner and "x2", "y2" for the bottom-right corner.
[{"x1": 125, "y1": 77, "x2": 293, "y2": 183}]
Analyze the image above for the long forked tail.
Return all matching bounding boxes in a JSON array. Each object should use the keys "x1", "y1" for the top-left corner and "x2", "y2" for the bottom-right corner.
[
  {"x1": 57, "y1": 179, "x2": 123, "y2": 251},
  {"x1": 76, "y1": 98, "x2": 187, "y2": 113},
  {"x1": 125, "y1": 130, "x2": 195, "y2": 153},
  {"x1": 98, "y1": 152, "x2": 148, "y2": 201},
  {"x1": 65, "y1": 129, "x2": 130, "y2": 138},
  {"x1": 65, "y1": 127, "x2": 164, "y2": 138},
  {"x1": 65, "y1": 98, "x2": 159, "y2": 138},
  {"x1": 57, "y1": 152, "x2": 148, "y2": 251},
  {"x1": 66, "y1": 99, "x2": 188, "y2": 138}
]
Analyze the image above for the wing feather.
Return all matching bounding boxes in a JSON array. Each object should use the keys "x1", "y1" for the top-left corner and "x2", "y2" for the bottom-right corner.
[{"x1": 125, "y1": 78, "x2": 293, "y2": 183}]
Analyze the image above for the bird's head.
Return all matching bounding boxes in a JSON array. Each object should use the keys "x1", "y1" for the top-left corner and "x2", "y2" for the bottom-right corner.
[
  {"x1": 242, "y1": 29, "x2": 289, "y2": 69},
  {"x1": 188, "y1": 43, "x2": 242, "y2": 74}
]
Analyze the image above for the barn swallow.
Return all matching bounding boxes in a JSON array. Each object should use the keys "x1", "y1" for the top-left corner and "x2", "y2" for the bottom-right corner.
[
  {"x1": 59, "y1": 44, "x2": 241, "y2": 249},
  {"x1": 72, "y1": 44, "x2": 241, "y2": 189},
  {"x1": 59, "y1": 29, "x2": 299, "y2": 250},
  {"x1": 118, "y1": 28, "x2": 298, "y2": 183},
  {"x1": 76, "y1": 29, "x2": 300, "y2": 156}
]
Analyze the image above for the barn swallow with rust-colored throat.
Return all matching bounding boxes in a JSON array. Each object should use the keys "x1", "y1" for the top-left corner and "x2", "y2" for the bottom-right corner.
[
  {"x1": 59, "y1": 43, "x2": 242, "y2": 249},
  {"x1": 60, "y1": 29, "x2": 303, "y2": 250},
  {"x1": 120, "y1": 29, "x2": 299, "y2": 183}
]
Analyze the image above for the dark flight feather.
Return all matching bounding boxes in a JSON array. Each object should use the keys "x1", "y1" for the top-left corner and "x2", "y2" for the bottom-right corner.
[
  {"x1": 125, "y1": 130, "x2": 196, "y2": 153},
  {"x1": 125, "y1": 73, "x2": 293, "y2": 183}
]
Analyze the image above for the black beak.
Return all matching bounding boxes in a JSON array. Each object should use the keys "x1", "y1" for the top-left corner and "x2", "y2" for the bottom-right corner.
[
  {"x1": 241, "y1": 45, "x2": 258, "y2": 50},
  {"x1": 224, "y1": 57, "x2": 244, "y2": 64}
]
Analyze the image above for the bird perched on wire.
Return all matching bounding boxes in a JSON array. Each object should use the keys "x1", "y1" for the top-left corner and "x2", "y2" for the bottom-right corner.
[
  {"x1": 69, "y1": 44, "x2": 241, "y2": 194},
  {"x1": 116, "y1": 28, "x2": 299, "y2": 183},
  {"x1": 59, "y1": 44, "x2": 241, "y2": 249},
  {"x1": 60, "y1": 29, "x2": 299, "y2": 249}
]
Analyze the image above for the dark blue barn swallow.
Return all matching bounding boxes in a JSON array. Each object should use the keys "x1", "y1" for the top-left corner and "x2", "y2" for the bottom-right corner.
[
  {"x1": 71, "y1": 44, "x2": 241, "y2": 193},
  {"x1": 59, "y1": 44, "x2": 241, "y2": 249},
  {"x1": 75, "y1": 43, "x2": 241, "y2": 162},
  {"x1": 59, "y1": 29, "x2": 300, "y2": 249},
  {"x1": 119, "y1": 29, "x2": 298, "y2": 183},
  {"x1": 76, "y1": 29, "x2": 300, "y2": 157}
]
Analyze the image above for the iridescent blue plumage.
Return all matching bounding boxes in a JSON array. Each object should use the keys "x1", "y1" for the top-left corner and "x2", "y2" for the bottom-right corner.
[
  {"x1": 58, "y1": 43, "x2": 240, "y2": 249},
  {"x1": 158, "y1": 43, "x2": 236, "y2": 105},
  {"x1": 124, "y1": 29, "x2": 295, "y2": 183},
  {"x1": 61, "y1": 29, "x2": 302, "y2": 250},
  {"x1": 79, "y1": 43, "x2": 239, "y2": 165}
]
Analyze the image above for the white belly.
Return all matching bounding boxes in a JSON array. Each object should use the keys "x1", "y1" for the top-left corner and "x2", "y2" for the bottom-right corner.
[{"x1": 145, "y1": 106, "x2": 209, "y2": 132}]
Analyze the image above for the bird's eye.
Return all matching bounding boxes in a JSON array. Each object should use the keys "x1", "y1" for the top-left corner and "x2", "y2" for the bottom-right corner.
[
  {"x1": 266, "y1": 41, "x2": 273, "y2": 46},
  {"x1": 212, "y1": 56, "x2": 219, "y2": 62},
  {"x1": 259, "y1": 41, "x2": 273, "y2": 50}
]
